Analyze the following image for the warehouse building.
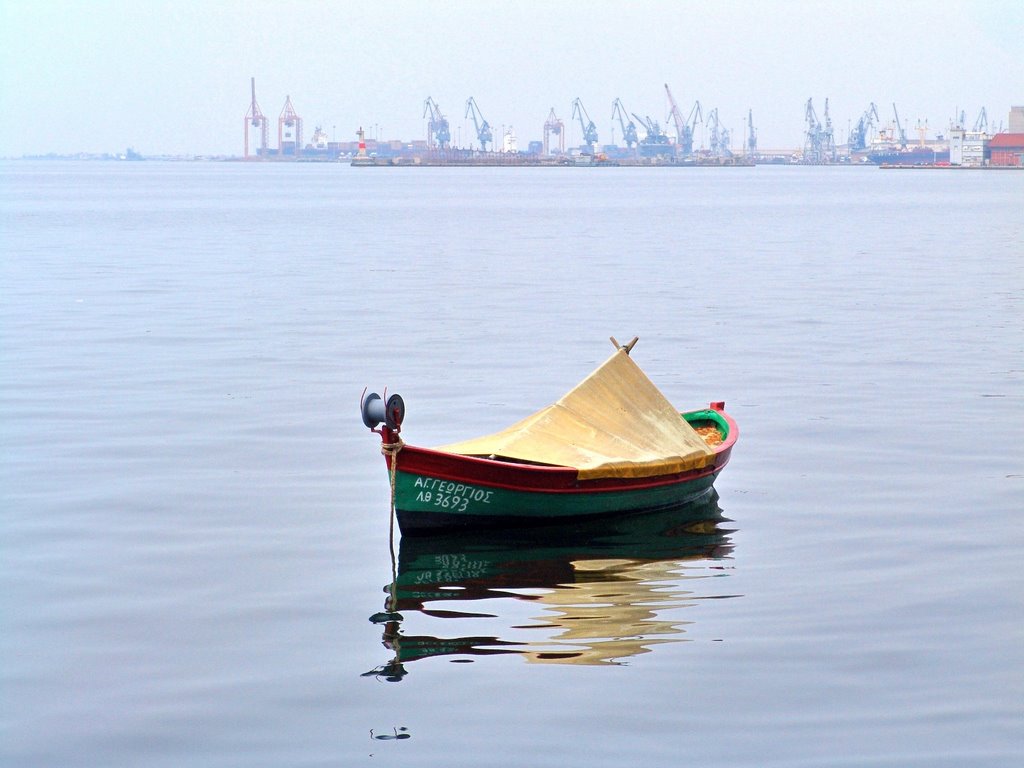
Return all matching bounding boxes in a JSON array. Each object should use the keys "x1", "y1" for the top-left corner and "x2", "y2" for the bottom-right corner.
[{"x1": 988, "y1": 133, "x2": 1024, "y2": 167}]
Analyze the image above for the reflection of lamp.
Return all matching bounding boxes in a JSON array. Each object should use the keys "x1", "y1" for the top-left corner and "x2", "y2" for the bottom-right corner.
[
  {"x1": 361, "y1": 658, "x2": 407, "y2": 683},
  {"x1": 371, "y1": 727, "x2": 411, "y2": 741},
  {"x1": 361, "y1": 620, "x2": 408, "y2": 682}
]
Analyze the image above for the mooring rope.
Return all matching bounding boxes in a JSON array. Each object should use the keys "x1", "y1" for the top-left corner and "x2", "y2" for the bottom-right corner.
[
  {"x1": 380, "y1": 438, "x2": 404, "y2": 611},
  {"x1": 381, "y1": 438, "x2": 404, "y2": 518}
]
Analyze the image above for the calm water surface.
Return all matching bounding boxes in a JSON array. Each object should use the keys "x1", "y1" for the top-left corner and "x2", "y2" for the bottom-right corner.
[{"x1": 2, "y1": 161, "x2": 1021, "y2": 767}]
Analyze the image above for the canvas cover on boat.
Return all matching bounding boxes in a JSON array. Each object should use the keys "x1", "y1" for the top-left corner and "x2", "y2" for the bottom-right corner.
[{"x1": 436, "y1": 348, "x2": 714, "y2": 480}]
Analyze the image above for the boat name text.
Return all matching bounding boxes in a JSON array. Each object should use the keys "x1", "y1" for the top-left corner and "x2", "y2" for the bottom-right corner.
[{"x1": 414, "y1": 477, "x2": 493, "y2": 511}]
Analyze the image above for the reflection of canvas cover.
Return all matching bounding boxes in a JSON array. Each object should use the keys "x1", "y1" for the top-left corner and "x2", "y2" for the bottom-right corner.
[{"x1": 437, "y1": 349, "x2": 714, "y2": 480}]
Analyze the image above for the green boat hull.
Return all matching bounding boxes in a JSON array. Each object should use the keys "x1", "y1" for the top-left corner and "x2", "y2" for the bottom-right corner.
[
  {"x1": 384, "y1": 407, "x2": 737, "y2": 534},
  {"x1": 394, "y1": 469, "x2": 719, "y2": 530}
]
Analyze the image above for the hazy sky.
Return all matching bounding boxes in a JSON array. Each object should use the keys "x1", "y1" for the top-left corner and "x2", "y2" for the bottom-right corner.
[{"x1": 1, "y1": 0, "x2": 1021, "y2": 156}]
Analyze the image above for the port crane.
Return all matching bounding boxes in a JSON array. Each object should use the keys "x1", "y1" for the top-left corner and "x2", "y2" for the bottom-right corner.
[
  {"x1": 681, "y1": 101, "x2": 702, "y2": 156},
  {"x1": 543, "y1": 108, "x2": 565, "y2": 155},
  {"x1": 973, "y1": 107, "x2": 988, "y2": 133},
  {"x1": 849, "y1": 102, "x2": 880, "y2": 152},
  {"x1": 632, "y1": 113, "x2": 667, "y2": 142},
  {"x1": 464, "y1": 97, "x2": 493, "y2": 151},
  {"x1": 746, "y1": 109, "x2": 757, "y2": 155},
  {"x1": 664, "y1": 83, "x2": 685, "y2": 152},
  {"x1": 631, "y1": 111, "x2": 671, "y2": 156},
  {"x1": 803, "y1": 97, "x2": 836, "y2": 163},
  {"x1": 423, "y1": 97, "x2": 451, "y2": 149},
  {"x1": 707, "y1": 108, "x2": 719, "y2": 154},
  {"x1": 244, "y1": 77, "x2": 268, "y2": 159},
  {"x1": 892, "y1": 103, "x2": 908, "y2": 148},
  {"x1": 706, "y1": 108, "x2": 731, "y2": 157},
  {"x1": 915, "y1": 119, "x2": 929, "y2": 147},
  {"x1": 823, "y1": 99, "x2": 835, "y2": 157},
  {"x1": 665, "y1": 85, "x2": 701, "y2": 156},
  {"x1": 571, "y1": 98, "x2": 599, "y2": 153},
  {"x1": 278, "y1": 96, "x2": 302, "y2": 157},
  {"x1": 611, "y1": 99, "x2": 638, "y2": 148}
]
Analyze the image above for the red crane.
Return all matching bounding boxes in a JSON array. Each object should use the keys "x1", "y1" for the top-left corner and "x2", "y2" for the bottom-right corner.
[
  {"x1": 244, "y1": 77, "x2": 268, "y2": 159},
  {"x1": 278, "y1": 96, "x2": 303, "y2": 158}
]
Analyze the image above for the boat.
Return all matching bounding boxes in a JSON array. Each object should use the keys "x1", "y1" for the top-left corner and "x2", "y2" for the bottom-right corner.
[{"x1": 361, "y1": 338, "x2": 738, "y2": 534}]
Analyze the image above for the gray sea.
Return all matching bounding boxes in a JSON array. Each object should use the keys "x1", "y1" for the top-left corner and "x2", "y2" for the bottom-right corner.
[{"x1": 2, "y1": 160, "x2": 1021, "y2": 767}]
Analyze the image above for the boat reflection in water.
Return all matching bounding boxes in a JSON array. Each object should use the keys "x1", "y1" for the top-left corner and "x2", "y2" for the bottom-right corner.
[{"x1": 364, "y1": 490, "x2": 739, "y2": 681}]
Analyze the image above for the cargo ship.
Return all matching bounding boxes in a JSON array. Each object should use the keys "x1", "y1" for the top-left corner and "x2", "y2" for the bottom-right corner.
[
  {"x1": 856, "y1": 120, "x2": 949, "y2": 165},
  {"x1": 862, "y1": 146, "x2": 950, "y2": 165}
]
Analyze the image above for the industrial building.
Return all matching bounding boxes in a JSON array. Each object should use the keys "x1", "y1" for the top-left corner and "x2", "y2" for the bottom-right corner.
[
  {"x1": 1009, "y1": 106, "x2": 1024, "y2": 133},
  {"x1": 949, "y1": 128, "x2": 988, "y2": 166},
  {"x1": 988, "y1": 134, "x2": 1024, "y2": 167}
]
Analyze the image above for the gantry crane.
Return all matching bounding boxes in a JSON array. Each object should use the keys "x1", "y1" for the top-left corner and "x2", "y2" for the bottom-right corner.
[
  {"x1": 244, "y1": 77, "x2": 268, "y2": 159},
  {"x1": 278, "y1": 96, "x2": 302, "y2": 158},
  {"x1": 543, "y1": 108, "x2": 565, "y2": 155},
  {"x1": 465, "y1": 97, "x2": 493, "y2": 151},
  {"x1": 611, "y1": 99, "x2": 638, "y2": 148},
  {"x1": 423, "y1": 97, "x2": 451, "y2": 149},
  {"x1": 571, "y1": 98, "x2": 599, "y2": 153},
  {"x1": 849, "y1": 102, "x2": 880, "y2": 152}
]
